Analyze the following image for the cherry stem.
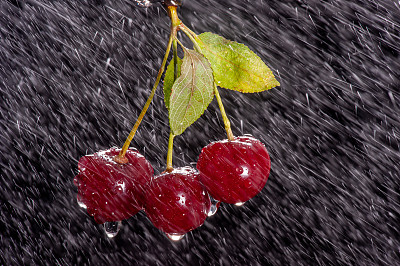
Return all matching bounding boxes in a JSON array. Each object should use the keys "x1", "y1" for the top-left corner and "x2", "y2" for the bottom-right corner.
[
  {"x1": 179, "y1": 23, "x2": 197, "y2": 40},
  {"x1": 167, "y1": 5, "x2": 181, "y2": 28},
  {"x1": 166, "y1": 133, "x2": 175, "y2": 172},
  {"x1": 164, "y1": 5, "x2": 182, "y2": 171},
  {"x1": 179, "y1": 24, "x2": 202, "y2": 52},
  {"x1": 114, "y1": 13, "x2": 179, "y2": 164},
  {"x1": 165, "y1": 35, "x2": 179, "y2": 171},
  {"x1": 214, "y1": 84, "x2": 234, "y2": 141}
]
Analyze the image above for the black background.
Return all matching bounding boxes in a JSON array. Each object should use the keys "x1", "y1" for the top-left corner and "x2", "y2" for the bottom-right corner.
[{"x1": 1, "y1": 0, "x2": 399, "y2": 265}]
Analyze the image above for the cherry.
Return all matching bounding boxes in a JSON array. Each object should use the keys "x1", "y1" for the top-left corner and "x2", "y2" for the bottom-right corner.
[
  {"x1": 144, "y1": 167, "x2": 210, "y2": 236},
  {"x1": 197, "y1": 135, "x2": 271, "y2": 204},
  {"x1": 73, "y1": 147, "x2": 154, "y2": 224}
]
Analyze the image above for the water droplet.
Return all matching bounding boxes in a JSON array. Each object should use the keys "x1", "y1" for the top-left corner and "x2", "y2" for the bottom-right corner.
[
  {"x1": 104, "y1": 221, "x2": 122, "y2": 238},
  {"x1": 77, "y1": 196, "x2": 87, "y2": 209},
  {"x1": 207, "y1": 196, "x2": 220, "y2": 216},
  {"x1": 133, "y1": 0, "x2": 153, "y2": 8},
  {"x1": 240, "y1": 166, "x2": 249, "y2": 177},
  {"x1": 235, "y1": 202, "x2": 245, "y2": 207},
  {"x1": 116, "y1": 181, "x2": 126, "y2": 192},
  {"x1": 166, "y1": 233, "x2": 185, "y2": 241}
]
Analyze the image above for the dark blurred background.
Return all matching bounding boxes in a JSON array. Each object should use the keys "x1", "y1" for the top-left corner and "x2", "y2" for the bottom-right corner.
[{"x1": 1, "y1": 0, "x2": 399, "y2": 265}]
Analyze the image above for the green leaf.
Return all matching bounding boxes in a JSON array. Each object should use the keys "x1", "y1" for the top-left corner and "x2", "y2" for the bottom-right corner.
[
  {"x1": 196, "y1": 32, "x2": 280, "y2": 93},
  {"x1": 169, "y1": 49, "x2": 214, "y2": 135},
  {"x1": 163, "y1": 57, "x2": 182, "y2": 110}
]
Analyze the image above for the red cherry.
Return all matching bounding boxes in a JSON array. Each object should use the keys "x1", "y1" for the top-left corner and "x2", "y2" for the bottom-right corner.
[
  {"x1": 73, "y1": 147, "x2": 153, "y2": 223},
  {"x1": 197, "y1": 135, "x2": 271, "y2": 204},
  {"x1": 144, "y1": 167, "x2": 210, "y2": 236}
]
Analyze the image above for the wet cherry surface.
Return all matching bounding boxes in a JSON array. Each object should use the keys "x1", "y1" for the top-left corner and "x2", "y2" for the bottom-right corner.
[
  {"x1": 197, "y1": 135, "x2": 271, "y2": 204},
  {"x1": 144, "y1": 167, "x2": 210, "y2": 235},
  {"x1": 74, "y1": 147, "x2": 154, "y2": 223}
]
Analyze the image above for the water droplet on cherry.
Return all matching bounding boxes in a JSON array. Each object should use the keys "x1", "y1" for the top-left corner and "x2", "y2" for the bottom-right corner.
[
  {"x1": 207, "y1": 196, "x2": 220, "y2": 216},
  {"x1": 166, "y1": 233, "x2": 185, "y2": 241},
  {"x1": 103, "y1": 221, "x2": 122, "y2": 238},
  {"x1": 235, "y1": 202, "x2": 245, "y2": 207}
]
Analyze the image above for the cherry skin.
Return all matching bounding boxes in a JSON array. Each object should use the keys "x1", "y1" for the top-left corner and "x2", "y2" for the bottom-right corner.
[
  {"x1": 197, "y1": 135, "x2": 271, "y2": 204},
  {"x1": 144, "y1": 167, "x2": 210, "y2": 236},
  {"x1": 73, "y1": 147, "x2": 154, "y2": 224}
]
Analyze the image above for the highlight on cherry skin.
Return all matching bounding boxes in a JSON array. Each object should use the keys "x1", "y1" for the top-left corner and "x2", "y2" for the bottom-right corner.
[
  {"x1": 197, "y1": 135, "x2": 271, "y2": 205},
  {"x1": 144, "y1": 167, "x2": 212, "y2": 241},
  {"x1": 73, "y1": 147, "x2": 154, "y2": 226}
]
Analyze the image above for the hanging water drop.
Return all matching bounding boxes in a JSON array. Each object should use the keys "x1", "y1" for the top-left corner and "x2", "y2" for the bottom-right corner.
[
  {"x1": 235, "y1": 202, "x2": 245, "y2": 207},
  {"x1": 103, "y1": 221, "x2": 122, "y2": 238},
  {"x1": 166, "y1": 233, "x2": 185, "y2": 241},
  {"x1": 207, "y1": 196, "x2": 220, "y2": 216}
]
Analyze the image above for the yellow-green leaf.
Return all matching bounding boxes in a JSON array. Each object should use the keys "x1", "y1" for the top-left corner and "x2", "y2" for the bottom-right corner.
[
  {"x1": 163, "y1": 57, "x2": 182, "y2": 110},
  {"x1": 169, "y1": 49, "x2": 214, "y2": 135},
  {"x1": 196, "y1": 32, "x2": 280, "y2": 93}
]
